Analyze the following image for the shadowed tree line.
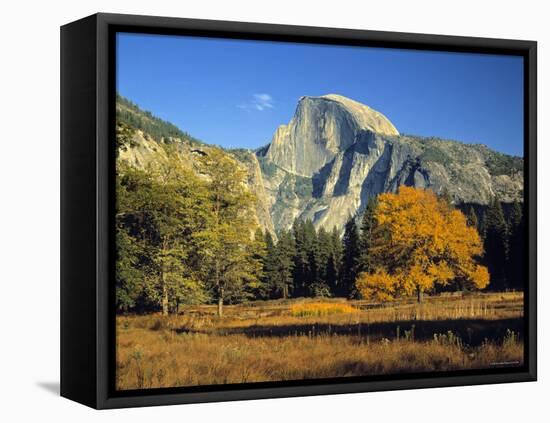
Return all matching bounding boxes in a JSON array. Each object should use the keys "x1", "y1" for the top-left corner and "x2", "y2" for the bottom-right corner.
[{"x1": 456, "y1": 199, "x2": 525, "y2": 292}]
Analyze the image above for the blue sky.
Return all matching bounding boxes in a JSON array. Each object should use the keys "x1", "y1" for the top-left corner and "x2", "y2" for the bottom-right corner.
[{"x1": 116, "y1": 33, "x2": 524, "y2": 156}]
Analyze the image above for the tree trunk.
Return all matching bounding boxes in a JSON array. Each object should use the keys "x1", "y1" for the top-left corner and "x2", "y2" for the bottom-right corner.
[
  {"x1": 217, "y1": 288, "x2": 224, "y2": 317},
  {"x1": 161, "y1": 237, "x2": 169, "y2": 316},
  {"x1": 215, "y1": 257, "x2": 223, "y2": 317},
  {"x1": 417, "y1": 287, "x2": 423, "y2": 303},
  {"x1": 161, "y1": 273, "x2": 169, "y2": 316}
]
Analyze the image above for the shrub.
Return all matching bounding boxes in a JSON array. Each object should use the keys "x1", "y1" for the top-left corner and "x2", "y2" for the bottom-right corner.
[{"x1": 309, "y1": 282, "x2": 332, "y2": 298}]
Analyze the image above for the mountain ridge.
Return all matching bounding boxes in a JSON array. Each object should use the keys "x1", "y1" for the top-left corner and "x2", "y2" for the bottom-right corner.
[{"x1": 116, "y1": 94, "x2": 523, "y2": 235}]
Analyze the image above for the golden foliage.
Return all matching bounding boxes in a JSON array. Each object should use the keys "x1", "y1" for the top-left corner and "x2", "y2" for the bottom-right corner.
[
  {"x1": 359, "y1": 186, "x2": 489, "y2": 301},
  {"x1": 290, "y1": 302, "x2": 357, "y2": 317},
  {"x1": 356, "y1": 269, "x2": 397, "y2": 302}
]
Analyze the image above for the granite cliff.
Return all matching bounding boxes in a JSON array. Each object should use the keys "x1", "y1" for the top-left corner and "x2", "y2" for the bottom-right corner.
[
  {"x1": 253, "y1": 94, "x2": 523, "y2": 233},
  {"x1": 116, "y1": 94, "x2": 523, "y2": 236}
]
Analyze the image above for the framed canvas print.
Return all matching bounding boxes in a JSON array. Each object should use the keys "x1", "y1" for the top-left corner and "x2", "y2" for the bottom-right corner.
[{"x1": 60, "y1": 13, "x2": 537, "y2": 409}]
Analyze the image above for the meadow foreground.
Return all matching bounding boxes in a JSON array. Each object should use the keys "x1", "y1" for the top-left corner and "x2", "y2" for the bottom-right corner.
[{"x1": 116, "y1": 292, "x2": 524, "y2": 390}]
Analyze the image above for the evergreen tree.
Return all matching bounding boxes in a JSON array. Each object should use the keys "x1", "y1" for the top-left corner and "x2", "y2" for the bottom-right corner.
[
  {"x1": 312, "y1": 227, "x2": 332, "y2": 297},
  {"x1": 303, "y1": 219, "x2": 319, "y2": 295},
  {"x1": 265, "y1": 231, "x2": 275, "y2": 251},
  {"x1": 507, "y1": 200, "x2": 525, "y2": 290},
  {"x1": 484, "y1": 197, "x2": 509, "y2": 291},
  {"x1": 509, "y1": 200, "x2": 523, "y2": 228},
  {"x1": 466, "y1": 206, "x2": 478, "y2": 228},
  {"x1": 318, "y1": 227, "x2": 344, "y2": 296},
  {"x1": 358, "y1": 197, "x2": 378, "y2": 273},
  {"x1": 291, "y1": 219, "x2": 320, "y2": 296},
  {"x1": 330, "y1": 227, "x2": 343, "y2": 278},
  {"x1": 291, "y1": 219, "x2": 308, "y2": 296},
  {"x1": 250, "y1": 228, "x2": 268, "y2": 299},
  {"x1": 340, "y1": 217, "x2": 360, "y2": 298},
  {"x1": 272, "y1": 230, "x2": 296, "y2": 298},
  {"x1": 478, "y1": 209, "x2": 487, "y2": 240},
  {"x1": 316, "y1": 227, "x2": 331, "y2": 279},
  {"x1": 325, "y1": 255, "x2": 338, "y2": 296},
  {"x1": 262, "y1": 231, "x2": 279, "y2": 299}
]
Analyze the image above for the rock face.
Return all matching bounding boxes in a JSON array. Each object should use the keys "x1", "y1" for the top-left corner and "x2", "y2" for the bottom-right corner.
[
  {"x1": 228, "y1": 150, "x2": 276, "y2": 236},
  {"x1": 117, "y1": 94, "x2": 524, "y2": 236},
  {"x1": 265, "y1": 94, "x2": 399, "y2": 176},
  {"x1": 255, "y1": 95, "x2": 523, "y2": 233}
]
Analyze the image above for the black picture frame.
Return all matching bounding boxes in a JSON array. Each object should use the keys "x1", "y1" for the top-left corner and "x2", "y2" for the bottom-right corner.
[{"x1": 61, "y1": 12, "x2": 537, "y2": 409}]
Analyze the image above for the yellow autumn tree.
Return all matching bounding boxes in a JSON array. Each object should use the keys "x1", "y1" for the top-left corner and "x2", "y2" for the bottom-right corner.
[
  {"x1": 356, "y1": 268, "x2": 397, "y2": 302},
  {"x1": 357, "y1": 186, "x2": 489, "y2": 302}
]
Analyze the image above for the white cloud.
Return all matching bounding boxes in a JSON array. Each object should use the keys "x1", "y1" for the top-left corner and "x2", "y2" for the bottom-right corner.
[
  {"x1": 253, "y1": 93, "x2": 274, "y2": 110},
  {"x1": 238, "y1": 93, "x2": 274, "y2": 111}
]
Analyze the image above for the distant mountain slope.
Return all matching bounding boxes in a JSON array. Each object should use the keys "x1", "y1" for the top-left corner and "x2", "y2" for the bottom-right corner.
[
  {"x1": 116, "y1": 94, "x2": 523, "y2": 235},
  {"x1": 116, "y1": 95, "x2": 204, "y2": 146},
  {"x1": 116, "y1": 95, "x2": 275, "y2": 236}
]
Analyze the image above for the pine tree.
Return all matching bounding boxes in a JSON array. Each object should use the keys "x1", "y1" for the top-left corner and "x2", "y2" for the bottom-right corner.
[
  {"x1": 478, "y1": 209, "x2": 487, "y2": 240},
  {"x1": 340, "y1": 217, "x2": 360, "y2": 298},
  {"x1": 263, "y1": 231, "x2": 279, "y2": 299},
  {"x1": 509, "y1": 200, "x2": 523, "y2": 228},
  {"x1": 330, "y1": 227, "x2": 342, "y2": 267},
  {"x1": 466, "y1": 206, "x2": 478, "y2": 228},
  {"x1": 507, "y1": 200, "x2": 525, "y2": 290},
  {"x1": 484, "y1": 197, "x2": 509, "y2": 291},
  {"x1": 325, "y1": 256, "x2": 338, "y2": 296},
  {"x1": 303, "y1": 219, "x2": 319, "y2": 295},
  {"x1": 291, "y1": 218, "x2": 320, "y2": 296},
  {"x1": 316, "y1": 227, "x2": 331, "y2": 279},
  {"x1": 291, "y1": 219, "x2": 307, "y2": 297},
  {"x1": 358, "y1": 197, "x2": 378, "y2": 274},
  {"x1": 329, "y1": 227, "x2": 343, "y2": 295},
  {"x1": 250, "y1": 228, "x2": 268, "y2": 299},
  {"x1": 273, "y1": 230, "x2": 296, "y2": 298},
  {"x1": 313, "y1": 227, "x2": 332, "y2": 297}
]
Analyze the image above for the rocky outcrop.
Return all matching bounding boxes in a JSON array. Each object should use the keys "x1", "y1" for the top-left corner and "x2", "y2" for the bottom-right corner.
[
  {"x1": 227, "y1": 150, "x2": 276, "y2": 236},
  {"x1": 257, "y1": 95, "x2": 524, "y2": 233},
  {"x1": 264, "y1": 94, "x2": 398, "y2": 177}
]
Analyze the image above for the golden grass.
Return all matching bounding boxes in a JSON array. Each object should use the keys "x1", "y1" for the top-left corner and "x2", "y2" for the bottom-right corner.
[
  {"x1": 290, "y1": 302, "x2": 357, "y2": 317},
  {"x1": 116, "y1": 292, "x2": 524, "y2": 390}
]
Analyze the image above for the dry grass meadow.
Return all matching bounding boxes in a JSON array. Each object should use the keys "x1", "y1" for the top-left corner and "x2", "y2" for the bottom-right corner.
[{"x1": 116, "y1": 292, "x2": 524, "y2": 390}]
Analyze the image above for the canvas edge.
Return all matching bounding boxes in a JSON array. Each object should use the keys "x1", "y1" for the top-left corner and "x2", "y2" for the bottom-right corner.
[
  {"x1": 59, "y1": 12, "x2": 537, "y2": 410},
  {"x1": 60, "y1": 14, "x2": 99, "y2": 409}
]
